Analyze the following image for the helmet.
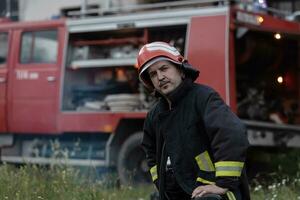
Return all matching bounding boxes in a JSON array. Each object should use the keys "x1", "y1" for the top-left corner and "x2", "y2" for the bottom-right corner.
[
  {"x1": 137, "y1": 41, "x2": 199, "y2": 90},
  {"x1": 137, "y1": 42, "x2": 184, "y2": 89}
]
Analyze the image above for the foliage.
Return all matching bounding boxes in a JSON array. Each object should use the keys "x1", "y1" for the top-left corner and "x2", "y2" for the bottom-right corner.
[
  {"x1": 0, "y1": 163, "x2": 299, "y2": 200},
  {"x1": 248, "y1": 148, "x2": 300, "y2": 199},
  {"x1": 251, "y1": 175, "x2": 300, "y2": 200},
  {"x1": 0, "y1": 164, "x2": 154, "y2": 200}
]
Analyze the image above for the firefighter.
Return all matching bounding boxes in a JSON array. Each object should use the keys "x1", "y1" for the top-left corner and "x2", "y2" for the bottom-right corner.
[{"x1": 138, "y1": 42, "x2": 250, "y2": 200}]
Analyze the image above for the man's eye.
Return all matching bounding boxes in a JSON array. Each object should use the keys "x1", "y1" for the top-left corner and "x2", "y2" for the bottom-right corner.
[
  {"x1": 149, "y1": 73, "x2": 156, "y2": 78},
  {"x1": 161, "y1": 66, "x2": 168, "y2": 71}
]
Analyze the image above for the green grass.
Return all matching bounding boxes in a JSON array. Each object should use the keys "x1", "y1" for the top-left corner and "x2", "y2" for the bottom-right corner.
[
  {"x1": 251, "y1": 176, "x2": 300, "y2": 200},
  {"x1": 248, "y1": 148, "x2": 300, "y2": 199},
  {"x1": 0, "y1": 164, "x2": 299, "y2": 200},
  {"x1": 0, "y1": 164, "x2": 154, "y2": 200}
]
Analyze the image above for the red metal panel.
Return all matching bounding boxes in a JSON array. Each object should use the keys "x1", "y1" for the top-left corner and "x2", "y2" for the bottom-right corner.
[
  {"x1": 232, "y1": 8, "x2": 300, "y2": 34},
  {"x1": 58, "y1": 112, "x2": 146, "y2": 133},
  {"x1": 0, "y1": 19, "x2": 65, "y2": 32},
  {"x1": 187, "y1": 13, "x2": 229, "y2": 103},
  {"x1": 8, "y1": 25, "x2": 65, "y2": 134}
]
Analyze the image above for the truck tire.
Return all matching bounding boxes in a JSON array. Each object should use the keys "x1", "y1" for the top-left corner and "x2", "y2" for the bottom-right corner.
[{"x1": 117, "y1": 132, "x2": 151, "y2": 185}]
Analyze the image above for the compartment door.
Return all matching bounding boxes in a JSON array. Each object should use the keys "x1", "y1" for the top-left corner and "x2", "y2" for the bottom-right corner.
[
  {"x1": 186, "y1": 13, "x2": 230, "y2": 104},
  {"x1": 9, "y1": 27, "x2": 64, "y2": 133}
]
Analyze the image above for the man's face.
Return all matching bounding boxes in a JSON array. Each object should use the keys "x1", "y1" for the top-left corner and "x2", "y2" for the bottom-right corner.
[{"x1": 147, "y1": 60, "x2": 184, "y2": 95}]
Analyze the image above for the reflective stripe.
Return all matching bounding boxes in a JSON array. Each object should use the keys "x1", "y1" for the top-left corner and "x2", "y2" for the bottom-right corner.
[
  {"x1": 226, "y1": 191, "x2": 236, "y2": 200},
  {"x1": 195, "y1": 151, "x2": 215, "y2": 172},
  {"x1": 196, "y1": 177, "x2": 215, "y2": 185},
  {"x1": 145, "y1": 43, "x2": 180, "y2": 56},
  {"x1": 150, "y1": 165, "x2": 158, "y2": 182},
  {"x1": 147, "y1": 46, "x2": 180, "y2": 56},
  {"x1": 215, "y1": 161, "x2": 244, "y2": 177}
]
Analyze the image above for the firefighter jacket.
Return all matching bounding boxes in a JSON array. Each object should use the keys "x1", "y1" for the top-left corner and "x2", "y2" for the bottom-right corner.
[{"x1": 141, "y1": 78, "x2": 250, "y2": 200}]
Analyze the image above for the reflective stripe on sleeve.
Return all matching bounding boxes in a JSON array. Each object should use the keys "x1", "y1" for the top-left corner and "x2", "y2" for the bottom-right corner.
[
  {"x1": 150, "y1": 165, "x2": 158, "y2": 182},
  {"x1": 195, "y1": 151, "x2": 215, "y2": 172},
  {"x1": 196, "y1": 177, "x2": 215, "y2": 185},
  {"x1": 226, "y1": 191, "x2": 236, "y2": 200},
  {"x1": 215, "y1": 161, "x2": 244, "y2": 177}
]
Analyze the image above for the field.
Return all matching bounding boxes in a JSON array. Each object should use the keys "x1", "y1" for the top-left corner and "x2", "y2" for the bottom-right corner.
[{"x1": 0, "y1": 163, "x2": 299, "y2": 200}]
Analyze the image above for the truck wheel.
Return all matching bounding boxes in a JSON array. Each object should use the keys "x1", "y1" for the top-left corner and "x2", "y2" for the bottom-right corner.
[{"x1": 117, "y1": 132, "x2": 151, "y2": 185}]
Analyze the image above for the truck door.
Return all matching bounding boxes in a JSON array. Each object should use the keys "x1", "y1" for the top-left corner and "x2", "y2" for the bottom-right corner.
[
  {"x1": 186, "y1": 11, "x2": 230, "y2": 104},
  {"x1": 9, "y1": 26, "x2": 64, "y2": 133},
  {"x1": 0, "y1": 32, "x2": 9, "y2": 132}
]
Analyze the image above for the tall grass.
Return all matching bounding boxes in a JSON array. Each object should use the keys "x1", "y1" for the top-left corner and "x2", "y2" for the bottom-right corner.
[
  {"x1": 251, "y1": 175, "x2": 300, "y2": 200},
  {"x1": 0, "y1": 164, "x2": 299, "y2": 200},
  {"x1": 248, "y1": 148, "x2": 300, "y2": 199},
  {"x1": 0, "y1": 164, "x2": 154, "y2": 200}
]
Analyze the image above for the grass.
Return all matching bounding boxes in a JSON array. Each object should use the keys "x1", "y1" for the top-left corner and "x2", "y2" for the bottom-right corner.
[
  {"x1": 251, "y1": 176, "x2": 300, "y2": 200},
  {"x1": 248, "y1": 148, "x2": 300, "y2": 199},
  {"x1": 0, "y1": 164, "x2": 299, "y2": 200},
  {"x1": 0, "y1": 164, "x2": 154, "y2": 200}
]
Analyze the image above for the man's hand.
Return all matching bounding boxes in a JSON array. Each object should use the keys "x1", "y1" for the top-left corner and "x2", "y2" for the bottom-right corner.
[{"x1": 192, "y1": 185, "x2": 228, "y2": 198}]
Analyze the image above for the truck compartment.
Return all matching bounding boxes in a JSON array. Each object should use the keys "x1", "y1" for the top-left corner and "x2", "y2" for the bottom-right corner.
[
  {"x1": 235, "y1": 28, "x2": 300, "y2": 126},
  {"x1": 62, "y1": 25, "x2": 187, "y2": 111}
]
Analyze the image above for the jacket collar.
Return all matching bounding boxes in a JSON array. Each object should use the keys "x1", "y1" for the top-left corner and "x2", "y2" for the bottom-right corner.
[{"x1": 157, "y1": 78, "x2": 194, "y2": 110}]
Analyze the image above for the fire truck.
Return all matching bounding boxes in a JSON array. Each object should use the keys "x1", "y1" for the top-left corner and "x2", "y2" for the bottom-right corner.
[{"x1": 0, "y1": 1, "x2": 299, "y2": 184}]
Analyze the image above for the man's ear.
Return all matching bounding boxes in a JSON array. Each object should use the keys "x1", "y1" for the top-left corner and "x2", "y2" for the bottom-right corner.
[{"x1": 181, "y1": 70, "x2": 186, "y2": 79}]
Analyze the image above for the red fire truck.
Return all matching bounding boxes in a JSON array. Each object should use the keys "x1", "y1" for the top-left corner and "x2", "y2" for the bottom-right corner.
[{"x1": 0, "y1": 1, "x2": 299, "y2": 184}]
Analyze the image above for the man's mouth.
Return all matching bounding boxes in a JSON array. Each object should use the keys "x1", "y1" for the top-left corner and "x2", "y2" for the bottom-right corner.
[{"x1": 159, "y1": 81, "x2": 169, "y2": 88}]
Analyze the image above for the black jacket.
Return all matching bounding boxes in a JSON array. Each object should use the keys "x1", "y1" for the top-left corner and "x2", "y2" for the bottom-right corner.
[{"x1": 141, "y1": 79, "x2": 250, "y2": 200}]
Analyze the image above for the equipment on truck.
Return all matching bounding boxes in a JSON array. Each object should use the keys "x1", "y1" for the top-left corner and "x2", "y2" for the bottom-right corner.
[{"x1": 0, "y1": 0, "x2": 300, "y2": 185}]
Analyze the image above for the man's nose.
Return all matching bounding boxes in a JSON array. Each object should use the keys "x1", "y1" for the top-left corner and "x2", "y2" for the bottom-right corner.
[{"x1": 157, "y1": 71, "x2": 164, "y2": 80}]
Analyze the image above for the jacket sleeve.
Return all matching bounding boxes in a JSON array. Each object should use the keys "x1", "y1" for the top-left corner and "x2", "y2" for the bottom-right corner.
[
  {"x1": 141, "y1": 112, "x2": 158, "y2": 188},
  {"x1": 201, "y1": 90, "x2": 249, "y2": 190}
]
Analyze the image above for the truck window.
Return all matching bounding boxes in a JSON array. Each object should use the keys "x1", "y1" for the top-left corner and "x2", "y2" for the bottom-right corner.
[
  {"x1": 0, "y1": 32, "x2": 8, "y2": 66},
  {"x1": 20, "y1": 30, "x2": 58, "y2": 64}
]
